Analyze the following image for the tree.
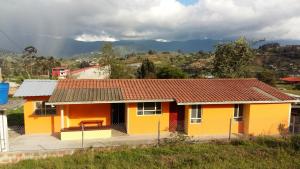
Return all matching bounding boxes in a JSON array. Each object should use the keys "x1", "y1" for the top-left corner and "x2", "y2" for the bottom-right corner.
[
  {"x1": 98, "y1": 42, "x2": 132, "y2": 79},
  {"x1": 79, "y1": 61, "x2": 90, "y2": 68},
  {"x1": 100, "y1": 42, "x2": 115, "y2": 65},
  {"x1": 157, "y1": 66, "x2": 187, "y2": 79},
  {"x1": 256, "y1": 69, "x2": 276, "y2": 86},
  {"x1": 109, "y1": 59, "x2": 132, "y2": 79},
  {"x1": 212, "y1": 37, "x2": 255, "y2": 78},
  {"x1": 137, "y1": 59, "x2": 156, "y2": 79},
  {"x1": 148, "y1": 50, "x2": 156, "y2": 55}
]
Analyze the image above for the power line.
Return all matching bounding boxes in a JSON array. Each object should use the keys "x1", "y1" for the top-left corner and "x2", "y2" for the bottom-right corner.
[{"x1": 0, "y1": 29, "x2": 23, "y2": 52}]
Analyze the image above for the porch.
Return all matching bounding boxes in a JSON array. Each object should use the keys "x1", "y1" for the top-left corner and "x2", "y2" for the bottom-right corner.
[{"x1": 57, "y1": 103, "x2": 126, "y2": 140}]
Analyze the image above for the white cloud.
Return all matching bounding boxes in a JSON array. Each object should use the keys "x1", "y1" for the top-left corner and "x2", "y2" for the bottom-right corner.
[
  {"x1": 155, "y1": 39, "x2": 171, "y2": 42},
  {"x1": 1, "y1": 0, "x2": 300, "y2": 42},
  {"x1": 75, "y1": 34, "x2": 118, "y2": 42}
]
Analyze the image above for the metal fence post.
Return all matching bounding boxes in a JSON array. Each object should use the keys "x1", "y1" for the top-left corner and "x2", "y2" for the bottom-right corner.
[
  {"x1": 292, "y1": 116, "x2": 296, "y2": 135},
  {"x1": 157, "y1": 120, "x2": 160, "y2": 146},
  {"x1": 81, "y1": 124, "x2": 84, "y2": 148},
  {"x1": 229, "y1": 118, "x2": 232, "y2": 140}
]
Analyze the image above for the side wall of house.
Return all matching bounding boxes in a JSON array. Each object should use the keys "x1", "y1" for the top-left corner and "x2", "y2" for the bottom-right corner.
[
  {"x1": 244, "y1": 103, "x2": 290, "y2": 135},
  {"x1": 184, "y1": 104, "x2": 243, "y2": 136},
  {"x1": 184, "y1": 103, "x2": 291, "y2": 136},
  {"x1": 126, "y1": 102, "x2": 170, "y2": 135},
  {"x1": 23, "y1": 96, "x2": 61, "y2": 134}
]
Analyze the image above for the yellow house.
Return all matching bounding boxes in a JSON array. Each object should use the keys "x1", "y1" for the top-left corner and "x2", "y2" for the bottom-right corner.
[{"x1": 14, "y1": 79, "x2": 296, "y2": 140}]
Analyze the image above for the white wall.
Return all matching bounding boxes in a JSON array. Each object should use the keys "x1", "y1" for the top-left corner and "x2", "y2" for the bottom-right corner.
[
  {"x1": 0, "y1": 111, "x2": 8, "y2": 152},
  {"x1": 72, "y1": 66, "x2": 110, "y2": 79}
]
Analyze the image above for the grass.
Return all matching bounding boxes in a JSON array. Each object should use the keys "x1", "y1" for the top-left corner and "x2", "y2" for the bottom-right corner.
[
  {"x1": 6, "y1": 106, "x2": 24, "y2": 126},
  {"x1": 2, "y1": 136, "x2": 300, "y2": 169}
]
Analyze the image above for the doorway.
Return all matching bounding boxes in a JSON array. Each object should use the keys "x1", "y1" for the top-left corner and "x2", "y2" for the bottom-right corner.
[
  {"x1": 111, "y1": 103, "x2": 125, "y2": 125},
  {"x1": 169, "y1": 102, "x2": 185, "y2": 132}
]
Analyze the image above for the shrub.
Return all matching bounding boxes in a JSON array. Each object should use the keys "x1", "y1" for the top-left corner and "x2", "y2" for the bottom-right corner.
[
  {"x1": 291, "y1": 135, "x2": 300, "y2": 151},
  {"x1": 253, "y1": 136, "x2": 289, "y2": 148},
  {"x1": 230, "y1": 139, "x2": 248, "y2": 146}
]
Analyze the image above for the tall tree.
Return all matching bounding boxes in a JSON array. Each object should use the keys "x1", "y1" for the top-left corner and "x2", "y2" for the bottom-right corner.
[
  {"x1": 98, "y1": 42, "x2": 132, "y2": 79},
  {"x1": 137, "y1": 59, "x2": 156, "y2": 79},
  {"x1": 212, "y1": 37, "x2": 255, "y2": 78},
  {"x1": 100, "y1": 42, "x2": 115, "y2": 65}
]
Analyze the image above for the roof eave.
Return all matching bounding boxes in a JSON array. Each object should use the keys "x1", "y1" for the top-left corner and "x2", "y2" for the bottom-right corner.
[
  {"x1": 46, "y1": 99, "x2": 175, "y2": 105},
  {"x1": 177, "y1": 100, "x2": 298, "y2": 105}
]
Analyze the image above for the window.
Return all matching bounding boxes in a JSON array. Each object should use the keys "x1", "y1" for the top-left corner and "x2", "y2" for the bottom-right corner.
[
  {"x1": 34, "y1": 101, "x2": 56, "y2": 115},
  {"x1": 191, "y1": 105, "x2": 201, "y2": 123},
  {"x1": 137, "y1": 102, "x2": 161, "y2": 115},
  {"x1": 234, "y1": 104, "x2": 243, "y2": 121}
]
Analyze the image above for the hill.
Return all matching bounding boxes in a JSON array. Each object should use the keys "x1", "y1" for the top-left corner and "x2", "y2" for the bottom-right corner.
[{"x1": 2, "y1": 34, "x2": 300, "y2": 57}]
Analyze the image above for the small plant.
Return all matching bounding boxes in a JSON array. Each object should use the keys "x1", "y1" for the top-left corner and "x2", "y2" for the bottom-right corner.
[
  {"x1": 291, "y1": 135, "x2": 300, "y2": 151},
  {"x1": 278, "y1": 123, "x2": 289, "y2": 138}
]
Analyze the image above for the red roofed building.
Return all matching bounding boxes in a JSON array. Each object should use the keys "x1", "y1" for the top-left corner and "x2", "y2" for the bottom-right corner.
[
  {"x1": 51, "y1": 67, "x2": 70, "y2": 79},
  {"x1": 15, "y1": 78, "x2": 297, "y2": 141},
  {"x1": 281, "y1": 77, "x2": 300, "y2": 84}
]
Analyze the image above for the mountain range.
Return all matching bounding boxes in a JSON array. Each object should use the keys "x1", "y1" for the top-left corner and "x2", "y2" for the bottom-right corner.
[{"x1": 1, "y1": 35, "x2": 300, "y2": 57}]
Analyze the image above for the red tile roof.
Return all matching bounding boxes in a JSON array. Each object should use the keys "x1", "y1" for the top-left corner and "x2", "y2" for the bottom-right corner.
[
  {"x1": 48, "y1": 78, "x2": 295, "y2": 105},
  {"x1": 70, "y1": 66, "x2": 99, "y2": 75},
  {"x1": 280, "y1": 77, "x2": 300, "y2": 82}
]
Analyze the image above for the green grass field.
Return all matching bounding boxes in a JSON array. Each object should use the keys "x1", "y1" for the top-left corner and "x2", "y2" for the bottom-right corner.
[{"x1": 2, "y1": 136, "x2": 300, "y2": 169}]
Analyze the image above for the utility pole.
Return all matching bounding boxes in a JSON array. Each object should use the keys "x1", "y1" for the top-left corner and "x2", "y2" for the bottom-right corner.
[{"x1": 0, "y1": 67, "x2": 3, "y2": 82}]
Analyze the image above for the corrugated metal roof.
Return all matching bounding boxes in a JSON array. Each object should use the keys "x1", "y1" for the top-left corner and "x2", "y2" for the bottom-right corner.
[
  {"x1": 48, "y1": 79, "x2": 296, "y2": 105},
  {"x1": 48, "y1": 88, "x2": 123, "y2": 103},
  {"x1": 14, "y1": 80, "x2": 57, "y2": 97}
]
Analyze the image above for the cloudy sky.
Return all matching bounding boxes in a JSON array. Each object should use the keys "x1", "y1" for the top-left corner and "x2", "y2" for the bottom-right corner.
[{"x1": 1, "y1": 0, "x2": 300, "y2": 43}]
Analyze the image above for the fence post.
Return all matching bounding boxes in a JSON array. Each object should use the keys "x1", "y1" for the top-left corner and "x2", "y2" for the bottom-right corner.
[
  {"x1": 157, "y1": 120, "x2": 160, "y2": 146},
  {"x1": 292, "y1": 116, "x2": 296, "y2": 135},
  {"x1": 229, "y1": 118, "x2": 232, "y2": 140},
  {"x1": 81, "y1": 124, "x2": 84, "y2": 148}
]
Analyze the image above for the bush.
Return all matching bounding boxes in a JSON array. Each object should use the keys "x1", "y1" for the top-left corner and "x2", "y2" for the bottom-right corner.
[
  {"x1": 230, "y1": 139, "x2": 248, "y2": 146},
  {"x1": 291, "y1": 135, "x2": 300, "y2": 151},
  {"x1": 295, "y1": 84, "x2": 300, "y2": 90},
  {"x1": 156, "y1": 66, "x2": 187, "y2": 79},
  {"x1": 253, "y1": 136, "x2": 289, "y2": 148}
]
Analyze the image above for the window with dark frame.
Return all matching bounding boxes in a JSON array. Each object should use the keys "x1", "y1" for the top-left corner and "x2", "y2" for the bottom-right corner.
[
  {"x1": 137, "y1": 102, "x2": 161, "y2": 115},
  {"x1": 234, "y1": 104, "x2": 243, "y2": 121},
  {"x1": 191, "y1": 105, "x2": 201, "y2": 123},
  {"x1": 34, "y1": 101, "x2": 57, "y2": 115}
]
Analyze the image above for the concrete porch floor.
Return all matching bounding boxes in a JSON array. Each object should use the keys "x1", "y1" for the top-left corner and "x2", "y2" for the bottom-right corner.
[
  {"x1": 8, "y1": 133, "x2": 171, "y2": 152},
  {"x1": 8, "y1": 132, "x2": 236, "y2": 152}
]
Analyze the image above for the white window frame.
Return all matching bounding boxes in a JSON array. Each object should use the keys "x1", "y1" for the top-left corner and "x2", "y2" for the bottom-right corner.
[
  {"x1": 234, "y1": 104, "x2": 243, "y2": 121},
  {"x1": 137, "y1": 102, "x2": 162, "y2": 116},
  {"x1": 34, "y1": 101, "x2": 57, "y2": 116},
  {"x1": 190, "y1": 105, "x2": 202, "y2": 124}
]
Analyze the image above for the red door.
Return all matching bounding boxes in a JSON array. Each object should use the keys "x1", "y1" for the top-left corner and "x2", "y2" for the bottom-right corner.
[{"x1": 169, "y1": 102, "x2": 185, "y2": 132}]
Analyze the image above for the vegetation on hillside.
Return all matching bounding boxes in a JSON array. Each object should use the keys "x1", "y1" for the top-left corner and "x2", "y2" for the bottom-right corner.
[{"x1": 1, "y1": 38, "x2": 300, "y2": 91}]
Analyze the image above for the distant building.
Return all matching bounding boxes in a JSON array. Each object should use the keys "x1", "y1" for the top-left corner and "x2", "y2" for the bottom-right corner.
[
  {"x1": 51, "y1": 67, "x2": 70, "y2": 79},
  {"x1": 70, "y1": 65, "x2": 110, "y2": 79},
  {"x1": 280, "y1": 77, "x2": 300, "y2": 84}
]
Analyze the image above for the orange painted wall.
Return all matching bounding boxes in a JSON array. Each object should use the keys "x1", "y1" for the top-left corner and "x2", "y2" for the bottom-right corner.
[
  {"x1": 244, "y1": 103, "x2": 290, "y2": 135},
  {"x1": 23, "y1": 96, "x2": 61, "y2": 134},
  {"x1": 184, "y1": 104, "x2": 242, "y2": 136},
  {"x1": 126, "y1": 102, "x2": 170, "y2": 135},
  {"x1": 24, "y1": 96, "x2": 111, "y2": 134},
  {"x1": 67, "y1": 104, "x2": 111, "y2": 127}
]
